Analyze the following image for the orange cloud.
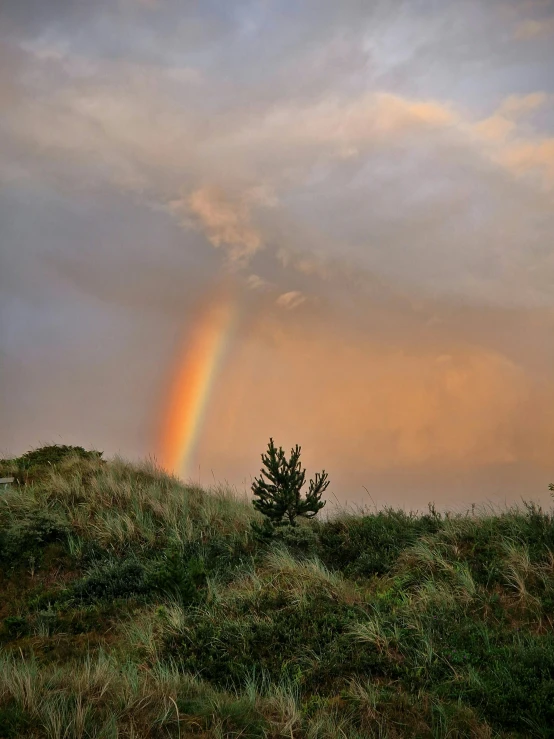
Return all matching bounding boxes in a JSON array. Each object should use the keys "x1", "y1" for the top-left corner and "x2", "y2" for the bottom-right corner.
[
  {"x1": 497, "y1": 92, "x2": 548, "y2": 117},
  {"x1": 515, "y1": 17, "x2": 554, "y2": 39},
  {"x1": 474, "y1": 115, "x2": 516, "y2": 143},
  {"x1": 373, "y1": 93, "x2": 456, "y2": 131},
  {"x1": 476, "y1": 93, "x2": 548, "y2": 142},
  {"x1": 170, "y1": 186, "x2": 263, "y2": 262},
  {"x1": 499, "y1": 138, "x2": 554, "y2": 187},
  {"x1": 247, "y1": 274, "x2": 268, "y2": 291},
  {"x1": 197, "y1": 312, "x2": 553, "y2": 489},
  {"x1": 276, "y1": 291, "x2": 307, "y2": 310},
  {"x1": 259, "y1": 92, "x2": 457, "y2": 156},
  {"x1": 469, "y1": 93, "x2": 554, "y2": 191}
]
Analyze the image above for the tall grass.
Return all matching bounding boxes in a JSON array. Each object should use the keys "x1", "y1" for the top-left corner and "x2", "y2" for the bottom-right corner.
[
  {"x1": 0, "y1": 651, "x2": 264, "y2": 738},
  {"x1": 0, "y1": 453, "x2": 256, "y2": 554}
]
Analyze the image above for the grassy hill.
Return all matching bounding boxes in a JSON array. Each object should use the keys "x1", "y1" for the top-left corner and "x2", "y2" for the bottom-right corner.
[{"x1": 1, "y1": 446, "x2": 553, "y2": 738}]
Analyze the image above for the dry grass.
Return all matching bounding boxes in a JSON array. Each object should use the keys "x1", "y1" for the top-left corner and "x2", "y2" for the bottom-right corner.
[
  {"x1": 0, "y1": 454, "x2": 257, "y2": 552},
  {"x1": 263, "y1": 547, "x2": 363, "y2": 606},
  {"x1": 348, "y1": 617, "x2": 393, "y2": 655},
  {"x1": 499, "y1": 541, "x2": 542, "y2": 611},
  {"x1": 0, "y1": 651, "x2": 333, "y2": 739},
  {"x1": 0, "y1": 651, "x2": 190, "y2": 737}
]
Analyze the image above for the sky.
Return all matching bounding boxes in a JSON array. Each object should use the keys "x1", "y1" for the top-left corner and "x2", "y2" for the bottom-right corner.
[{"x1": 1, "y1": 0, "x2": 554, "y2": 511}]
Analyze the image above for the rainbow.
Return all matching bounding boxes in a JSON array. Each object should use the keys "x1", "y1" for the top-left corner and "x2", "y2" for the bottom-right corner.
[{"x1": 160, "y1": 285, "x2": 239, "y2": 478}]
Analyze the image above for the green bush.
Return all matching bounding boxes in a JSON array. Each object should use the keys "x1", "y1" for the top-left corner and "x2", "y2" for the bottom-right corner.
[
  {"x1": 70, "y1": 559, "x2": 151, "y2": 603},
  {"x1": 0, "y1": 513, "x2": 70, "y2": 571},
  {"x1": 176, "y1": 695, "x2": 268, "y2": 739},
  {"x1": 464, "y1": 639, "x2": 554, "y2": 736},
  {"x1": 440, "y1": 509, "x2": 554, "y2": 587},
  {"x1": 149, "y1": 547, "x2": 207, "y2": 603},
  {"x1": 58, "y1": 605, "x2": 113, "y2": 635},
  {"x1": 250, "y1": 518, "x2": 319, "y2": 555},
  {"x1": 66, "y1": 551, "x2": 208, "y2": 606},
  {"x1": 188, "y1": 534, "x2": 254, "y2": 576},
  {"x1": 520, "y1": 502, "x2": 554, "y2": 561},
  {"x1": 0, "y1": 704, "x2": 32, "y2": 738},
  {"x1": 3, "y1": 444, "x2": 103, "y2": 486},
  {"x1": 316, "y1": 509, "x2": 441, "y2": 577},
  {"x1": 273, "y1": 524, "x2": 319, "y2": 555},
  {"x1": 2, "y1": 616, "x2": 28, "y2": 640},
  {"x1": 167, "y1": 591, "x2": 394, "y2": 690},
  {"x1": 17, "y1": 444, "x2": 103, "y2": 469}
]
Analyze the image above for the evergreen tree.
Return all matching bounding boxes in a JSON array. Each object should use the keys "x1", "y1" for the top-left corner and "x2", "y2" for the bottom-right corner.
[{"x1": 252, "y1": 438, "x2": 328, "y2": 526}]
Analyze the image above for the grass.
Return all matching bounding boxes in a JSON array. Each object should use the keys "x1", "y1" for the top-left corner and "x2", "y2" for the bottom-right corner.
[{"x1": 1, "y1": 445, "x2": 554, "y2": 737}]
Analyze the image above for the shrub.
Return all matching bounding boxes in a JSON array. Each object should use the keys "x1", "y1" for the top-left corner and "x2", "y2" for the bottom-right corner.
[
  {"x1": 0, "y1": 513, "x2": 70, "y2": 571},
  {"x1": 2, "y1": 616, "x2": 29, "y2": 640},
  {"x1": 250, "y1": 518, "x2": 320, "y2": 555},
  {"x1": 70, "y1": 559, "x2": 151, "y2": 603},
  {"x1": 6, "y1": 445, "x2": 104, "y2": 486},
  {"x1": 459, "y1": 638, "x2": 554, "y2": 735},
  {"x1": 0, "y1": 704, "x2": 32, "y2": 739},
  {"x1": 18, "y1": 444, "x2": 103, "y2": 469},
  {"x1": 273, "y1": 524, "x2": 320, "y2": 555},
  {"x1": 66, "y1": 551, "x2": 208, "y2": 607},
  {"x1": 166, "y1": 586, "x2": 393, "y2": 691},
  {"x1": 149, "y1": 547, "x2": 207, "y2": 603},
  {"x1": 177, "y1": 695, "x2": 268, "y2": 739},
  {"x1": 316, "y1": 509, "x2": 440, "y2": 577}
]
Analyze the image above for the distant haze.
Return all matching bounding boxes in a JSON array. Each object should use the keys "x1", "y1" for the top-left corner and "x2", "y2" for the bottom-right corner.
[{"x1": 1, "y1": 0, "x2": 554, "y2": 510}]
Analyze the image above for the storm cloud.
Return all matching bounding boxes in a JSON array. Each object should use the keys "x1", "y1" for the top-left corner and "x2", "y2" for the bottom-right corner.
[{"x1": 1, "y1": 0, "x2": 554, "y2": 508}]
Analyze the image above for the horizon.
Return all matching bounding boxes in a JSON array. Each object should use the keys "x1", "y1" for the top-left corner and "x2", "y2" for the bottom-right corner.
[{"x1": 1, "y1": 0, "x2": 554, "y2": 510}]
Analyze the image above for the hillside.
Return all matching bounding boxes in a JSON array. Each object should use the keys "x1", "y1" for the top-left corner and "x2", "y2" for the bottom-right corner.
[{"x1": 1, "y1": 446, "x2": 553, "y2": 738}]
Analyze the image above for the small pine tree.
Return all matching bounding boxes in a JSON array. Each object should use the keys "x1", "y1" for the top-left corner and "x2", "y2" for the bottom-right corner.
[{"x1": 252, "y1": 438, "x2": 328, "y2": 526}]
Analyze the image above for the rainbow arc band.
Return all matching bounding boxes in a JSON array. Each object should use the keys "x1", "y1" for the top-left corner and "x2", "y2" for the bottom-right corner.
[{"x1": 161, "y1": 287, "x2": 238, "y2": 478}]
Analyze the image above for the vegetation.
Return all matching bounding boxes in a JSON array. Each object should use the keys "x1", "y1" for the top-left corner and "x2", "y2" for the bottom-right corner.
[
  {"x1": 252, "y1": 438, "x2": 328, "y2": 527},
  {"x1": 1, "y1": 444, "x2": 554, "y2": 737}
]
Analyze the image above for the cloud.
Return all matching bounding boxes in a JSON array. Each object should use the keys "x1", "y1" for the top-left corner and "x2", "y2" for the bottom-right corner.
[
  {"x1": 514, "y1": 17, "x2": 554, "y2": 38},
  {"x1": 169, "y1": 186, "x2": 263, "y2": 262},
  {"x1": 275, "y1": 291, "x2": 307, "y2": 310},
  {"x1": 233, "y1": 92, "x2": 457, "y2": 162},
  {"x1": 200, "y1": 311, "x2": 554, "y2": 487},
  {"x1": 247, "y1": 274, "x2": 269, "y2": 290},
  {"x1": 276, "y1": 248, "x2": 331, "y2": 280},
  {"x1": 474, "y1": 115, "x2": 516, "y2": 142},
  {"x1": 1, "y1": 8, "x2": 553, "y2": 312},
  {"x1": 470, "y1": 93, "x2": 554, "y2": 190},
  {"x1": 498, "y1": 138, "x2": 554, "y2": 187},
  {"x1": 2, "y1": 0, "x2": 554, "y2": 507},
  {"x1": 475, "y1": 93, "x2": 549, "y2": 142},
  {"x1": 497, "y1": 92, "x2": 549, "y2": 117}
]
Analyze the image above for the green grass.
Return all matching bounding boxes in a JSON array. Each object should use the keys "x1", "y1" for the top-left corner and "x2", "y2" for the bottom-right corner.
[{"x1": 1, "y1": 444, "x2": 553, "y2": 737}]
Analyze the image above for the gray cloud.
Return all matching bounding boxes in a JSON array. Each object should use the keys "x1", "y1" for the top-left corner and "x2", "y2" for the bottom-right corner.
[
  {"x1": 3, "y1": 41, "x2": 553, "y2": 305},
  {"x1": 1, "y1": 0, "x2": 554, "y2": 504}
]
